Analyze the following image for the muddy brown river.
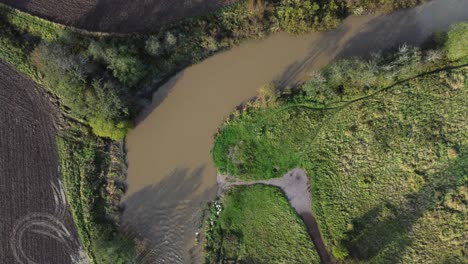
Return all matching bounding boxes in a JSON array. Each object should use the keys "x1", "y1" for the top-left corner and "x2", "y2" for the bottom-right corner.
[{"x1": 121, "y1": 0, "x2": 468, "y2": 263}]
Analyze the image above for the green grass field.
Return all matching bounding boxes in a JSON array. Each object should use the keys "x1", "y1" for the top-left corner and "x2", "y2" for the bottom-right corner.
[
  {"x1": 205, "y1": 185, "x2": 321, "y2": 263},
  {"x1": 212, "y1": 23, "x2": 467, "y2": 262}
]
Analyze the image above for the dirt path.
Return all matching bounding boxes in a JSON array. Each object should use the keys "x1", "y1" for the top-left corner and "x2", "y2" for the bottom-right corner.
[
  {"x1": 218, "y1": 169, "x2": 332, "y2": 264},
  {"x1": 0, "y1": 60, "x2": 84, "y2": 263},
  {"x1": 0, "y1": 0, "x2": 237, "y2": 33}
]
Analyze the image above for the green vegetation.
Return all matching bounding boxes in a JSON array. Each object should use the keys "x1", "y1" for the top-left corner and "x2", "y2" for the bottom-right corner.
[
  {"x1": 0, "y1": 0, "x2": 423, "y2": 140},
  {"x1": 57, "y1": 122, "x2": 136, "y2": 264},
  {"x1": 205, "y1": 185, "x2": 320, "y2": 263},
  {"x1": 213, "y1": 24, "x2": 467, "y2": 262},
  {"x1": 0, "y1": 0, "x2": 431, "y2": 262},
  {"x1": 0, "y1": 7, "x2": 138, "y2": 261},
  {"x1": 444, "y1": 22, "x2": 468, "y2": 61}
]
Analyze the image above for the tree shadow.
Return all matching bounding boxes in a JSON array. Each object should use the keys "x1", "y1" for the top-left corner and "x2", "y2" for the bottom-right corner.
[
  {"x1": 343, "y1": 150, "x2": 467, "y2": 262},
  {"x1": 133, "y1": 71, "x2": 183, "y2": 126},
  {"x1": 119, "y1": 165, "x2": 217, "y2": 263},
  {"x1": 274, "y1": 23, "x2": 351, "y2": 90},
  {"x1": 274, "y1": 0, "x2": 468, "y2": 90},
  {"x1": 335, "y1": 0, "x2": 468, "y2": 60}
]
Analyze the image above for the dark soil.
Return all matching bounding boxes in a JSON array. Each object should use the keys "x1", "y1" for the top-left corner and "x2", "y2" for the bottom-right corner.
[
  {"x1": 0, "y1": 0, "x2": 238, "y2": 33},
  {"x1": 0, "y1": 60, "x2": 82, "y2": 263}
]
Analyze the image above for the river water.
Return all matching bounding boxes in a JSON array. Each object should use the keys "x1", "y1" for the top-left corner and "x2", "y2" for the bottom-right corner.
[{"x1": 121, "y1": 1, "x2": 468, "y2": 263}]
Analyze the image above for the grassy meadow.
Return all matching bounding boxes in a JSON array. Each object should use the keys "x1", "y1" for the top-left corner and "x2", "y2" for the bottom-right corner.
[{"x1": 212, "y1": 23, "x2": 467, "y2": 262}]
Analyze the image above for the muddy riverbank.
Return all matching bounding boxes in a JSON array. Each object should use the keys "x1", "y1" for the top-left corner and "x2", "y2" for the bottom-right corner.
[{"x1": 122, "y1": 1, "x2": 468, "y2": 263}]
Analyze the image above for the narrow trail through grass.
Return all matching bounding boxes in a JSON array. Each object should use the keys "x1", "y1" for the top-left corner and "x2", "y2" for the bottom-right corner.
[{"x1": 264, "y1": 62, "x2": 468, "y2": 120}]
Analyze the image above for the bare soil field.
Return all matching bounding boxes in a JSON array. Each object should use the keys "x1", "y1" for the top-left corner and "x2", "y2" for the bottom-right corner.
[
  {"x1": 0, "y1": 60, "x2": 83, "y2": 263},
  {"x1": 0, "y1": 0, "x2": 237, "y2": 33}
]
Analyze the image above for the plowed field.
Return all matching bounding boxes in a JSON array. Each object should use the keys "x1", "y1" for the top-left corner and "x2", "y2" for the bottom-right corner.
[
  {"x1": 0, "y1": 0, "x2": 237, "y2": 33},
  {"x1": 0, "y1": 60, "x2": 83, "y2": 263}
]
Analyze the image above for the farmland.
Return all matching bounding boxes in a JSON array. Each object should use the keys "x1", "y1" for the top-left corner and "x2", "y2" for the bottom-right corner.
[
  {"x1": 0, "y1": 0, "x2": 424, "y2": 34},
  {"x1": 0, "y1": 60, "x2": 83, "y2": 263},
  {"x1": 212, "y1": 23, "x2": 467, "y2": 262},
  {"x1": 0, "y1": 0, "x2": 237, "y2": 33}
]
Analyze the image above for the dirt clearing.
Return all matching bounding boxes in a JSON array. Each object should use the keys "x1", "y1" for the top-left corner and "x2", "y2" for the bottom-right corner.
[
  {"x1": 0, "y1": 60, "x2": 83, "y2": 263},
  {"x1": 0, "y1": 0, "x2": 237, "y2": 33}
]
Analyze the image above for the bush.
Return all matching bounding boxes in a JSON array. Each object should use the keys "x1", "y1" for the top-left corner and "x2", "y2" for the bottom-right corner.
[
  {"x1": 58, "y1": 129, "x2": 137, "y2": 264},
  {"x1": 432, "y1": 31, "x2": 448, "y2": 48},
  {"x1": 89, "y1": 116, "x2": 132, "y2": 141},
  {"x1": 275, "y1": 0, "x2": 320, "y2": 33},
  {"x1": 344, "y1": 0, "x2": 422, "y2": 13},
  {"x1": 332, "y1": 244, "x2": 349, "y2": 260},
  {"x1": 87, "y1": 41, "x2": 148, "y2": 86},
  {"x1": 102, "y1": 44, "x2": 147, "y2": 86},
  {"x1": 165, "y1": 32, "x2": 177, "y2": 47},
  {"x1": 444, "y1": 22, "x2": 468, "y2": 61},
  {"x1": 145, "y1": 36, "x2": 162, "y2": 56},
  {"x1": 258, "y1": 82, "x2": 278, "y2": 102},
  {"x1": 36, "y1": 42, "x2": 132, "y2": 140}
]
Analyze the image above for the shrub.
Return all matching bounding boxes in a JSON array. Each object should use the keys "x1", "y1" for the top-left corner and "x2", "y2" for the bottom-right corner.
[
  {"x1": 145, "y1": 36, "x2": 162, "y2": 56},
  {"x1": 165, "y1": 32, "x2": 177, "y2": 47},
  {"x1": 58, "y1": 130, "x2": 137, "y2": 264},
  {"x1": 36, "y1": 42, "x2": 132, "y2": 140},
  {"x1": 332, "y1": 244, "x2": 349, "y2": 260},
  {"x1": 444, "y1": 22, "x2": 468, "y2": 61},
  {"x1": 275, "y1": 0, "x2": 320, "y2": 33},
  {"x1": 432, "y1": 31, "x2": 448, "y2": 48},
  {"x1": 104, "y1": 45, "x2": 147, "y2": 86},
  {"x1": 258, "y1": 82, "x2": 278, "y2": 102},
  {"x1": 89, "y1": 116, "x2": 132, "y2": 140},
  {"x1": 87, "y1": 41, "x2": 148, "y2": 86},
  {"x1": 200, "y1": 35, "x2": 218, "y2": 52},
  {"x1": 87, "y1": 40, "x2": 106, "y2": 59}
]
